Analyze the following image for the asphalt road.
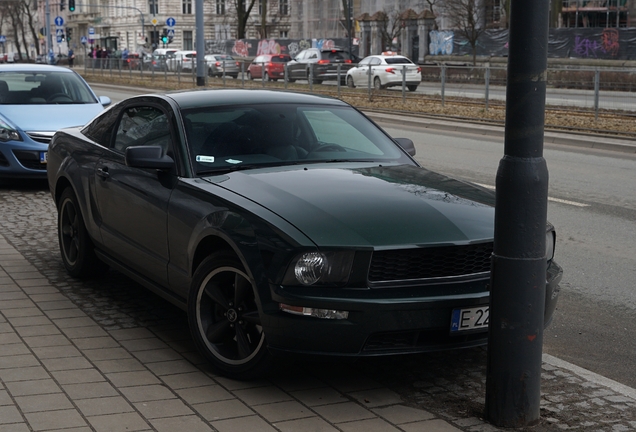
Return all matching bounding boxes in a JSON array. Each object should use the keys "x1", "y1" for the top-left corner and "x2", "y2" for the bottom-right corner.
[{"x1": 91, "y1": 83, "x2": 636, "y2": 389}]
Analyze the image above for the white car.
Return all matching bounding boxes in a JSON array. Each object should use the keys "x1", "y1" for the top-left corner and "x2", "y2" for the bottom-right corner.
[
  {"x1": 167, "y1": 50, "x2": 196, "y2": 72},
  {"x1": 346, "y1": 54, "x2": 421, "y2": 91}
]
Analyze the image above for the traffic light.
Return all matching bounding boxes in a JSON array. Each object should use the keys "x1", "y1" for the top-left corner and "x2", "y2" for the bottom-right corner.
[
  {"x1": 67, "y1": 28, "x2": 72, "y2": 42},
  {"x1": 60, "y1": 0, "x2": 65, "y2": 11},
  {"x1": 68, "y1": 0, "x2": 75, "y2": 12},
  {"x1": 161, "y1": 28, "x2": 168, "y2": 44}
]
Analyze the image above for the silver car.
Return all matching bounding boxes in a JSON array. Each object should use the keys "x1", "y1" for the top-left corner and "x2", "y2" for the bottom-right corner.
[{"x1": 204, "y1": 54, "x2": 240, "y2": 79}]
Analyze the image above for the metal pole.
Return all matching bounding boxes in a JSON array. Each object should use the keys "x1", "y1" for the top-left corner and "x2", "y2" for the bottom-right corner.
[
  {"x1": 485, "y1": 65, "x2": 490, "y2": 111},
  {"x1": 309, "y1": 63, "x2": 313, "y2": 92},
  {"x1": 367, "y1": 63, "x2": 372, "y2": 101},
  {"x1": 441, "y1": 64, "x2": 446, "y2": 106},
  {"x1": 241, "y1": 62, "x2": 245, "y2": 88},
  {"x1": 195, "y1": 0, "x2": 205, "y2": 86},
  {"x1": 594, "y1": 68, "x2": 600, "y2": 120},
  {"x1": 45, "y1": 0, "x2": 52, "y2": 62},
  {"x1": 262, "y1": 62, "x2": 265, "y2": 88},
  {"x1": 337, "y1": 64, "x2": 341, "y2": 98},
  {"x1": 402, "y1": 65, "x2": 406, "y2": 103},
  {"x1": 485, "y1": 0, "x2": 550, "y2": 427},
  {"x1": 284, "y1": 62, "x2": 288, "y2": 89}
]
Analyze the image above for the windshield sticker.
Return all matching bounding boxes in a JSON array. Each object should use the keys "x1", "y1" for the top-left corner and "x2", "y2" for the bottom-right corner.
[
  {"x1": 196, "y1": 155, "x2": 215, "y2": 163},
  {"x1": 225, "y1": 159, "x2": 242, "y2": 164}
]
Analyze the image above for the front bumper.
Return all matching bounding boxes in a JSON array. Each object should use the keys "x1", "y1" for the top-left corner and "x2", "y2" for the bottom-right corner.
[
  {"x1": 0, "y1": 138, "x2": 49, "y2": 179},
  {"x1": 264, "y1": 260, "x2": 562, "y2": 358}
]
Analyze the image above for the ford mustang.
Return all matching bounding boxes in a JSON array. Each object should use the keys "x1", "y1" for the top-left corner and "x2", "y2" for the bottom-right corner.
[{"x1": 47, "y1": 89, "x2": 562, "y2": 379}]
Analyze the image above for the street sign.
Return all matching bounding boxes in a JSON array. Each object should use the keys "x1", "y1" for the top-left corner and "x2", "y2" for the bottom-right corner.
[
  {"x1": 56, "y1": 29, "x2": 64, "y2": 36},
  {"x1": 167, "y1": 29, "x2": 175, "y2": 37},
  {"x1": 80, "y1": 36, "x2": 87, "y2": 44},
  {"x1": 0, "y1": 36, "x2": 6, "y2": 43},
  {"x1": 54, "y1": 16, "x2": 64, "y2": 27},
  {"x1": 88, "y1": 27, "x2": 95, "y2": 35},
  {"x1": 151, "y1": 18, "x2": 158, "y2": 26},
  {"x1": 57, "y1": 36, "x2": 63, "y2": 43},
  {"x1": 166, "y1": 17, "x2": 176, "y2": 27}
]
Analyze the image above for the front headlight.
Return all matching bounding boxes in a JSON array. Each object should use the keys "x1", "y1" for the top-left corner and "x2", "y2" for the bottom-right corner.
[
  {"x1": 0, "y1": 119, "x2": 22, "y2": 142},
  {"x1": 546, "y1": 230, "x2": 555, "y2": 262},
  {"x1": 283, "y1": 251, "x2": 355, "y2": 286}
]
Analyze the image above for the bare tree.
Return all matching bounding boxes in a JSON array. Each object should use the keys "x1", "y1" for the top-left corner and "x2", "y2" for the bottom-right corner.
[
  {"x1": 445, "y1": 0, "x2": 486, "y2": 65},
  {"x1": 232, "y1": 0, "x2": 257, "y2": 39},
  {"x1": 420, "y1": 0, "x2": 440, "y2": 30},
  {"x1": 21, "y1": 0, "x2": 41, "y2": 57},
  {"x1": 378, "y1": 10, "x2": 402, "y2": 52},
  {"x1": 259, "y1": 0, "x2": 267, "y2": 38}
]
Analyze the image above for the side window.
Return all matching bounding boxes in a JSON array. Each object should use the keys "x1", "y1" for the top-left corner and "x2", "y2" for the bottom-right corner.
[
  {"x1": 114, "y1": 106, "x2": 172, "y2": 154},
  {"x1": 358, "y1": 57, "x2": 371, "y2": 66},
  {"x1": 308, "y1": 51, "x2": 318, "y2": 59},
  {"x1": 370, "y1": 57, "x2": 382, "y2": 66},
  {"x1": 82, "y1": 105, "x2": 121, "y2": 146}
]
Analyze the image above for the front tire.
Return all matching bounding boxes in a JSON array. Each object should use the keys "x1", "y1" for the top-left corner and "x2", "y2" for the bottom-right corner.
[
  {"x1": 58, "y1": 188, "x2": 107, "y2": 278},
  {"x1": 346, "y1": 75, "x2": 355, "y2": 88},
  {"x1": 263, "y1": 72, "x2": 270, "y2": 82},
  {"x1": 188, "y1": 253, "x2": 272, "y2": 379},
  {"x1": 374, "y1": 76, "x2": 384, "y2": 90},
  {"x1": 407, "y1": 84, "x2": 418, "y2": 92},
  {"x1": 247, "y1": 71, "x2": 253, "y2": 80}
]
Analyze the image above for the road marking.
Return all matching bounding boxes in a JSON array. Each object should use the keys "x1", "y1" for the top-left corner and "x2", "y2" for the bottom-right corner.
[{"x1": 474, "y1": 183, "x2": 590, "y2": 207}]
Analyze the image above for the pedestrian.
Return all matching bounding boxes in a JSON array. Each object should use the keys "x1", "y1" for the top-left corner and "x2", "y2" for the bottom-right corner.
[{"x1": 68, "y1": 48, "x2": 74, "y2": 68}]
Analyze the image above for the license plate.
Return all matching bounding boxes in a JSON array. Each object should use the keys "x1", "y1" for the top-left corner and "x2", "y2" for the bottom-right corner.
[
  {"x1": 40, "y1": 151, "x2": 48, "y2": 164},
  {"x1": 450, "y1": 306, "x2": 489, "y2": 332}
]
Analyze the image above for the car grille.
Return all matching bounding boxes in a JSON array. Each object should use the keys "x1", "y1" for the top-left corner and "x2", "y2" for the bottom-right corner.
[
  {"x1": 13, "y1": 150, "x2": 46, "y2": 170},
  {"x1": 368, "y1": 242, "x2": 493, "y2": 282},
  {"x1": 363, "y1": 328, "x2": 488, "y2": 352},
  {"x1": 26, "y1": 132, "x2": 54, "y2": 144}
]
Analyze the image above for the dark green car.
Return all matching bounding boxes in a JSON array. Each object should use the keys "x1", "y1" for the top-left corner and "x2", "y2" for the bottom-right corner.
[{"x1": 47, "y1": 89, "x2": 562, "y2": 379}]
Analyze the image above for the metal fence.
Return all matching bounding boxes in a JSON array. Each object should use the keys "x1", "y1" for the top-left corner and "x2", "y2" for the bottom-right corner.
[{"x1": 80, "y1": 57, "x2": 636, "y2": 117}]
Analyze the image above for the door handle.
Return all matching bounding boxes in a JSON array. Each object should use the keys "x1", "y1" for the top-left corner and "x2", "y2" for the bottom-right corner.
[{"x1": 97, "y1": 166, "x2": 110, "y2": 179}]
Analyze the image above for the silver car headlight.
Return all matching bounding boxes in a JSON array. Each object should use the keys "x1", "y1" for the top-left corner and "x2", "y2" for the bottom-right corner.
[
  {"x1": 546, "y1": 230, "x2": 555, "y2": 262},
  {"x1": 0, "y1": 119, "x2": 22, "y2": 142},
  {"x1": 283, "y1": 251, "x2": 355, "y2": 286}
]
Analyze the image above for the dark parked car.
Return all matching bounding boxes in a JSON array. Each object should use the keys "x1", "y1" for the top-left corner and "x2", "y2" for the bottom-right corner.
[
  {"x1": 47, "y1": 89, "x2": 562, "y2": 379},
  {"x1": 287, "y1": 48, "x2": 355, "y2": 83},
  {"x1": 247, "y1": 54, "x2": 291, "y2": 81}
]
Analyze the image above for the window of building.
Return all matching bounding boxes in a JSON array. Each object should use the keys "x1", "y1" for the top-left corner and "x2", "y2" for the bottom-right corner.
[
  {"x1": 182, "y1": 0, "x2": 192, "y2": 14},
  {"x1": 279, "y1": 0, "x2": 289, "y2": 15},
  {"x1": 258, "y1": 0, "x2": 262, "y2": 15},
  {"x1": 279, "y1": 30, "x2": 288, "y2": 38},
  {"x1": 148, "y1": 0, "x2": 158, "y2": 15},
  {"x1": 183, "y1": 30, "x2": 193, "y2": 50},
  {"x1": 216, "y1": 0, "x2": 225, "y2": 14}
]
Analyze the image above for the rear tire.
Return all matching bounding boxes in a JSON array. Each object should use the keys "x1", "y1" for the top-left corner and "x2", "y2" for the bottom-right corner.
[
  {"x1": 263, "y1": 72, "x2": 270, "y2": 82},
  {"x1": 57, "y1": 188, "x2": 107, "y2": 278},
  {"x1": 346, "y1": 76, "x2": 355, "y2": 88},
  {"x1": 407, "y1": 85, "x2": 418, "y2": 92},
  {"x1": 374, "y1": 77, "x2": 384, "y2": 90},
  {"x1": 188, "y1": 253, "x2": 272, "y2": 380}
]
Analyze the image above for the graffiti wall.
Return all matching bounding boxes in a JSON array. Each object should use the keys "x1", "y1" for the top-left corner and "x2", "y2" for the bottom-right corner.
[
  {"x1": 430, "y1": 28, "x2": 636, "y2": 60},
  {"x1": 204, "y1": 38, "x2": 359, "y2": 58}
]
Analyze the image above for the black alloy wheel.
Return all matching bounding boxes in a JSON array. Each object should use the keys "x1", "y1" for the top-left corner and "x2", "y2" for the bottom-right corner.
[
  {"x1": 58, "y1": 188, "x2": 107, "y2": 278},
  {"x1": 188, "y1": 253, "x2": 272, "y2": 379}
]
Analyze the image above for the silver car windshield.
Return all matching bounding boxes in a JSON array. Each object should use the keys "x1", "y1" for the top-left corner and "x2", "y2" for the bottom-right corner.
[
  {"x1": 0, "y1": 71, "x2": 98, "y2": 105},
  {"x1": 182, "y1": 103, "x2": 413, "y2": 175}
]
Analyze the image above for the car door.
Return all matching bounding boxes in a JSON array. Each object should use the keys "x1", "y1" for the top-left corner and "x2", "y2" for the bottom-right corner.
[
  {"x1": 350, "y1": 57, "x2": 371, "y2": 86},
  {"x1": 93, "y1": 101, "x2": 178, "y2": 286},
  {"x1": 288, "y1": 50, "x2": 306, "y2": 80},
  {"x1": 252, "y1": 55, "x2": 263, "y2": 78}
]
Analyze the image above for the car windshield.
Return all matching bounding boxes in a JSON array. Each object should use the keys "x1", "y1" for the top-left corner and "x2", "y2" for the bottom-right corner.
[
  {"x1": 0, "y1": 71, "x2": 97, "y2": 105},
  {"x1": 182, "y1": 103, "x2": 413, "y2": 175}
]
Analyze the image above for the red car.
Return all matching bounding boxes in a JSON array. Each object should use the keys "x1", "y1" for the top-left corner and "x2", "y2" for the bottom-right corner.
[{"x1": 247, "y1": 54, "x2": 291, "y2": 81}]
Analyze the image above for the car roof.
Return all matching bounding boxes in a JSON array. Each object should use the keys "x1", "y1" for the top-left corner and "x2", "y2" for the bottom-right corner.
[
  {"x1": 0, "y1": 64, "x2": 76, "y2": 73},
  {"x1": 158, "y1": 89, "x2": 349, "y2": 110}
]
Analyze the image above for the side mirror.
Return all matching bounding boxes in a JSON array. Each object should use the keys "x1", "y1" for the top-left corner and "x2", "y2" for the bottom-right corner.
[
  {"x1": 394, "y1": 138, "x2": 416, "y2": 156},
  {"x1": 125, "y1": 145, "x2": 174, "y2": 170},
  {"x1": 98, "y1": 95, "x2": 112, "y2": 107}
]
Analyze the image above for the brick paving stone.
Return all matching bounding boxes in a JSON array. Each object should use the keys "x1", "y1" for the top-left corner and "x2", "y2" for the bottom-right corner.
[
  {"x1": 312, "y1": 402, "x2": 377, "y2": 423},
  {"x1": 211, "y1": 415, "x2": 279, "y2": 432},
  {"x1": 233, "y1": 385, "x2": 293, "y2": 406},
  {"x1": 24, "y1": 409, "x2": 87, "y2": 431},
  {"x1": 15, "y1": 324, "x2": 61, "y2": 337},
  {"x1": 62, "y1": 382, "x2": 120, "y2": 399},
  {"x1": 337, "y1": 417, "x2": 402, "y2": 432},
  {"x1": 61, "y1": 326, "x2": 110, "y2": 339},
  {"x1": 31, "y1": 345, "x2": 82, "y2": 359},
  {"x1": 348, "y1": 387, "x2": 403, "y2": 408},
  {"x1": 106, "y1": 371, "x2": 162, "y2": 387},
  {"x1": 0, "y1": 366, "x2": 50, "y2": 382},
  {"x1": 274, "y1": 416, "x2": 340, "y2": 432},
  {"x1": 51, "y1": 368, "x2": 106, "y2": 385},
  {"x1": 290, "y1": 387, "x2": 349, "y2": 407},
  {"x1": 150, "y1": 415, "x2": 214, "y2": 432},
  {"x1": 174, "y1": 384, "x2": 234, "y2": 404},
  {"x1": 253, "y1": 399, "x2": 315, "y2": 422},
  {"x1": 14, "y1": 393, "x2": 74, "y2": 413},
  {"x1": 119, "y1": 384, "x2": 178, "y2": 402},
  {"x1": 75, "y1": 396, "x2": 136, "y2": 416},
  {"x1": 0, "y1": 405, "x2": 25, "y2": 424},
  {"x1": 0, "y1": 344, "x2": 30, "y2": 357},
  {"x1": 0, "y1": 354, "x2": 40, "y2": 369},
  {"x1": 7, "y1": 316, "x2": 52, "y2": 327},
  {"x1": 193, "y1": 399, "x2": 255, "y2": 421},
  {"x1": 93, "y1": 358, "x2": 147, "y2": 374},
  {"x1": 144, "y1": 359, "x2": 200, "y2": 376},
  {"x1": 160, "y1": 371, "x2": 217, "y2": 389},
  {"x1": 372, "y1": 405, "x2": 436, "y2": 424},
  {"x1": 86, "y1": 412, "x2": 151, "y2": 432},
  {"x1": 132, "y1": 348, "x2": 184, "y2": 364},
  {"x1": 40, "y1": 356, "x2": 94, "y2": 372},
  {"x1": 133, "y1": 398, "x2": 194, "y2": 418}
]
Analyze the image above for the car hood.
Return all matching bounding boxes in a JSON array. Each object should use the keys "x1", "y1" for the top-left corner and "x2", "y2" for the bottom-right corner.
[
  {"x1": 0, "y1": 104, "x2": 104, "y2": 132},
  {"x1": 203, "y1": 164, "x2": 495, "y2": 248}
]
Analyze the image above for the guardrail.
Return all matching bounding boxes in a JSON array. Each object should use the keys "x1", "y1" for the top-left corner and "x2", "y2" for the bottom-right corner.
[{"x1": 82, "y1": 57, "x2": 636, "y2": 118}]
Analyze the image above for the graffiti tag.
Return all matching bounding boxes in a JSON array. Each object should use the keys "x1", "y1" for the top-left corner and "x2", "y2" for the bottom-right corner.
[
  {"x1": 257, "y1": 39, "x2": 282, "y2": 56},
  {"x1": 601, "y1": 28, "x2": 619, "y2": 56},
  {"x1": 429, "y1": 31, "x2": 453, "y2": 56},
  {"x1": 232, "y1": 40, "x2": 252, "y2": 57}
]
